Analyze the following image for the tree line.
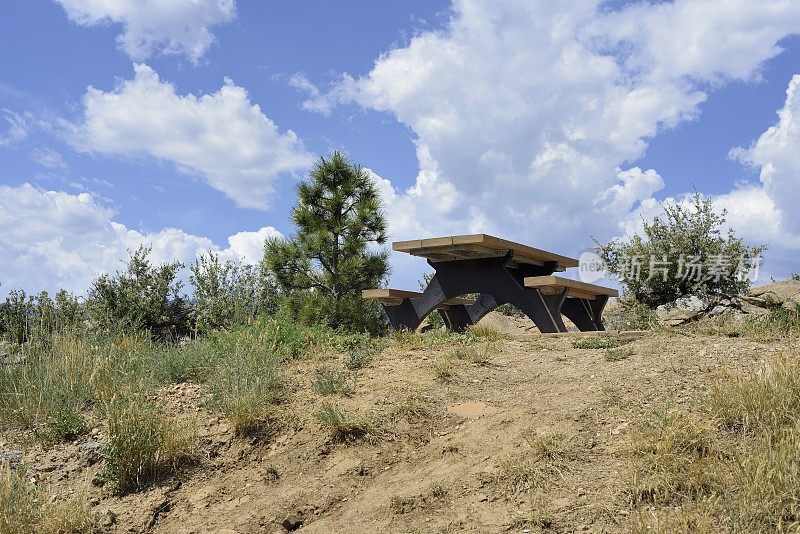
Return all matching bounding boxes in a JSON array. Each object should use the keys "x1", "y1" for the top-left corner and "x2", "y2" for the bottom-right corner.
[{"x1": 0, "y1": 151, "x2": 389, "y2": 344}]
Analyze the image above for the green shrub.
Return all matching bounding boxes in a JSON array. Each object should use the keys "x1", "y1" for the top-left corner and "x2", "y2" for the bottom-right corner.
[
  {"x1": 86, "y1": 246, "x2": 188, "y2": 339},
  {"x1": 595, "y1": 193, "x2": 764, "y2": 307},
  {"x1": 0, "y1": 289, "x2": 85, "y2": 345},
  {"x1": 189, "y1": 251, "x2": 275, "y2": 334}
]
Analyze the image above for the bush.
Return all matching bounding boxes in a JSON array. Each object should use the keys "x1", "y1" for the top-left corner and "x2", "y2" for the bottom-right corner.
[
  {"x1": 0, "y1": 289, "x2": 85, "y2": 345},
  {"x1": 189, "y1": 251, "x2": 275, "y2": 334},
  {"x1": 595, "y1": 193, "x2": 764, "y2": 307},
  {"x1": 86, "y1": 246, "x2": 188, "y2": 339}
]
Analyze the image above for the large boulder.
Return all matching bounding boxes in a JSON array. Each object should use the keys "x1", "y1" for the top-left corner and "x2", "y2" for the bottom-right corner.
[
  {"x1": 655, "y1": 295, "x2": 709, "y2": 326},
  {"x1": 476, "y1": 311, "x2": 534, "y2": 335},
  {"x1": 747, "y1": 279, "x2": 800, "y2": 310}
]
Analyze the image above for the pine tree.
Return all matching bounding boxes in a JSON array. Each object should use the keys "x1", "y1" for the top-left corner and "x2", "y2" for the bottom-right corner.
[{"x1": 264, "y1": 151, "x2": 389, "y2": 329}]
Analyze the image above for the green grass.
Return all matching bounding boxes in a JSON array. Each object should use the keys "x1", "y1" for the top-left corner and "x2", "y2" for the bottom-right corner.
[
  {"x1": 605, "y1": 347, "x2": 634, "y2": 361},
  {"x1": 311, "y1": 367, "x2": 356, "y2": 396},
  {"x1": 571, "y1": 337, "x2": 619, "y2": 349},
  {"x1": 207, "y1": 343, "x2": 285, "y2": 436},
  {"x1": 102, "y1": 394, "x2": 198, "y2": 494},
  {"x1": 314, "y1": 402, "x2": 380, "y2": 443}
]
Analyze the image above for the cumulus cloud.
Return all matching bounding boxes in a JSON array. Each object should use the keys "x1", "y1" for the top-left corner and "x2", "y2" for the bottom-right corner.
[
  {"x1": 0, "y1": 183, "x2": 281, "y2": 297},
  {"x1": 306, "y1": 0, "x2": 800, "y2": 283},
  {"x1": 67, "y1": 64, "x2": 314, "y2": 210},
  {"x1": 733, "y1": 74, "x2": 800, "y2": 234},
  {"x1": 53, "y1": 0, "x2": 236, "y2": 62}
]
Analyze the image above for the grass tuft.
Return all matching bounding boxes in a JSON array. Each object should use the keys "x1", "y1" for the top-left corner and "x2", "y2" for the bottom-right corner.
[
  {"x1": 0, "y1": 462, "x2": 95, "y2": 534},
  {"x1": 311, "y1": 367, "x2": 356, "y2": 397},
  {"x1": 572, "y1": 337, "x2": 619, "y2": 349},
  {"x1": 102, "y1": 395, "x2": 198, "y2": 493},
  {"x1": 314, "y1": 402, "x2": 380, "y2": 443},
  {"x1": 605, "y1": 347, "x2": 634, "y2": 361}
]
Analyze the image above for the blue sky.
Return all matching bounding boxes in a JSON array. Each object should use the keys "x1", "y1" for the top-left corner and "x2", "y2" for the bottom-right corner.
[{"x1": 2, "y1": 0, "x2": 800, "y2": 297}]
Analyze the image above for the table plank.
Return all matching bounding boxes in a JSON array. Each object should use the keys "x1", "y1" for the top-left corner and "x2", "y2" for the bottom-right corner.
[
  {"x1": 362, "y1": 289, "x2": 474, "y2": 307},
  {"x1": 393, "y1": 234, "x2": 579, "y2": 268},
  {"x1": 523, "y1": 275, "x2": 618, "y2": 297}
]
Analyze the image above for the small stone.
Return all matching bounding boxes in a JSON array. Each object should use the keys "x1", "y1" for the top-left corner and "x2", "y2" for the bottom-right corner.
[
  {"x1": 477, "y1": 494, "x2": 489, "y2": 503},
  {"x1": 0, "y1": 450, "x2": 23, "y2": 468},
  {"x1": 611, "y1": 422, "x2": 629, "y2": 435},
  {"x1": 99, "y1": 510, "x2": 117, "y2": 527},
  {"x1": 280, "y1": 514, "x2": 303, "y2": 531}
]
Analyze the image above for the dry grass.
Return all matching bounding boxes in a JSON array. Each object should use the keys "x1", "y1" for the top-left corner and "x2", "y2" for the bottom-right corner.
[
  {"x1": 102, "y1": 395, "x2": 199, "y2": 494},
  {"x1": 0, "y1": 462, "x2": 95, "y2": 534},
  {"x1": 497, "y1": 430, "x2": 573, "y2": 494},
  {"x1": 431, "y1": 356, "x2": 457, "y2": 382},
  {"x1": 627, "y1": 344, "x2": 800, "y2": 532},
  {"x1": 314, "y1": 402, "x2": 381, "y2": 444}
]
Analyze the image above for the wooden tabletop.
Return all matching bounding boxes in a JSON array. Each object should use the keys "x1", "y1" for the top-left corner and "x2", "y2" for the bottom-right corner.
[{"x1": 392, "y1": 234, "x2": 579, "y2": 270}]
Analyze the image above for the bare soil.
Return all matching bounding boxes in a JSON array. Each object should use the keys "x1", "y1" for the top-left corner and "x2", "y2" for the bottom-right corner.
[{"x1": 1, "y1": 328, "x2": 774, "y2": 533}]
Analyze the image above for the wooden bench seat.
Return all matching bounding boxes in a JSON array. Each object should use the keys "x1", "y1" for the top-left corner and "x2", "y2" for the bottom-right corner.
[
  {"x1": 362, "y1": 289, "x2": 474, "y2": 308},
  {"x1": 523, "y1": 275, "x2": 618, "y2": 300}
]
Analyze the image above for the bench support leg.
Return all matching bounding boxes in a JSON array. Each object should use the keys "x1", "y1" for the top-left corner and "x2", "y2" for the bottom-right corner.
[
  {"x1": 379, "y1": 252, "x2": 569, "y2": 333},
  {"x1": 561, "y1": 296, "x2": 608, "y2": 331}
]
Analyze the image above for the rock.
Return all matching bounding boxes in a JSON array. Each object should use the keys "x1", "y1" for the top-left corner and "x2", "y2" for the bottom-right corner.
[
  {"x1": 280, "y1": 514, "x2": 303, "y2": 531},
  {"x1": 0, "y1": 450, "x2": 23, "y2": 468},
  {"x1": 476, "y1": 311, "x2": 528, "y2": 336},
  {"x1": 675, "y1": 295, "x2": 709, "y2": 313},
  {"x1": 748, "y1": 280, "x2": 800, "y2": 309},
  {"x1": 655, "y1": 295, "x2": 709, "y2": 325},
  {"x1": 707, "y1": 305, "x2": 730, "y2": 318},
  {"x1": 99, "y1": 510, "x2": 117, "y2": 527},
  {"x1": 740, "y1": 300, "x2": 770, "y2": 316},
  {"x1": 78, "y1": 441, "x2": 103, "y2": 465}
]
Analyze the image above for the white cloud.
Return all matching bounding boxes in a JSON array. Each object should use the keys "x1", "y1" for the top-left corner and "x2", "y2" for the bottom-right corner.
[
  {"x1": 54, "y1": 0, "x2": 236, "y2": 62},
  {"x1": 67, "y1": 64, "x2": 313, "y2": 210},
  {"x1": 307, "y1": 0, "x2": 800, "y2": 285},
  {"x1": 0, "y1": 109, "x2": 30, "y2": 147},
  {"x1": 733, "y1": 74, "x2": 800, "y2": 234},
  {"x1": 223, "y1": 227, "x2": 283, "y2": 265},
  {"x1": 0, "y1": 183, "x2": 281, "y2": 297},
  {"x1": 34, "y1": 148, "x2": 69, "y2": 171}
]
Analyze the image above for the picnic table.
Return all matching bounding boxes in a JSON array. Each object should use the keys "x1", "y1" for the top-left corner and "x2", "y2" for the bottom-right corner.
[{"x1": 363, "y1": 234, "x2": 617, "y2": 333}]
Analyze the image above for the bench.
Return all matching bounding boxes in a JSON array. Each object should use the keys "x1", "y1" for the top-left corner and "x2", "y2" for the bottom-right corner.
[
  {"x1": 524, "y1": 276, "x2": 617, "y2": 331},
  {"x1": 362, "y1": 288, "x2": 476, "y2": 331},
  {"x1": 523, "y1": 276, "x2": 618, "y2": 299}
]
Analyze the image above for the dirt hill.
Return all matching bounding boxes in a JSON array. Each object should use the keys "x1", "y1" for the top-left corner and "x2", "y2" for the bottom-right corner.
[{"x1": 1, "y1": 323, "x2": 780, "y2": 533}]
